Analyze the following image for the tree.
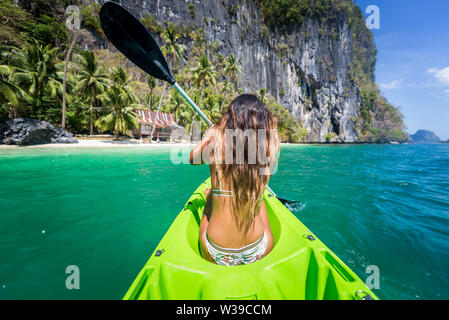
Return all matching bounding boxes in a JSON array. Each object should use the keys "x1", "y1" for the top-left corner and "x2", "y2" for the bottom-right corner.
[
  {"x1": 191, "y1": 54, "x2": 216, "y2": 105},
  {"x1": 62, "y1": 0, "x2": 86, "y2": 129},
  {"x1": 96, "y1": 86, "x2": 139, "y2": 139},
  {"x1": 264, "y1": 93, "x2": 301, "y2": 142},
  {"x1": 190, "y1": 55, "x2": 217, "y2": 134},
  {"x1": 110, "y1": 66, "x2": 140, "y2": 107},
  {"x1": 298, "y1": 126, "x2": 308, "y2": 143},
  {"x1": 142, "y1": 76, "x2": 160, "y2": 113},
  {"x1": 0, "y1": 65, "x2": 27, "y2": 118},
  {"x1": 149, "y1": 23, "x2": 185, "y2": 142},
  {"x1": 220, "y1": 79, "x2": 234, "y2": 112},
  {"x1": 161, "y1": 23, "x2": 184, "y2": 72},
  {"x1": 165, "y1": 89, "x2": 192, "y2": 126},
  {"x1": 111, "y1": 66, "x2": 135, "y2": 92},
  {"x1": 223, "y1": 54, "x2": 241, "y2": 88},
  {"x1": 75, "y1": 50, "x2": 109, "y2": 135},
  {"x1": 258, "y1": 87, "x2": 267, "y2": 103},
  {"x1": 202, "y1": 92, "x2": 221, "y2": 124},
  {"x1": 325, "y1": 132, "x2": 337, "y2": 142},
  {"x1": 12, "y1": 40, "x2": 63, "y2": 117},
  {"x1": 144, "y1": 23, "x2": 184, "y2": 142},
  {"x1": 146, "y1": 76, "x2": 156, "y2": 106},
  {"x1": 190, "y1": 27, "x2": 206, "y2": 57},
  {"x1": 207, "y1": 40, "x2": 222, "y2": 61}
]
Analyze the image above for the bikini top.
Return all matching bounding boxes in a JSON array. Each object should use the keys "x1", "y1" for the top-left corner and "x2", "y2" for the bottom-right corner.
[
  {"x1": 211, "y1": 164, "x2": 233, "y2": 198},
  {"x1": 211, "y1": 164, "x2": 263, "y2": 200}
]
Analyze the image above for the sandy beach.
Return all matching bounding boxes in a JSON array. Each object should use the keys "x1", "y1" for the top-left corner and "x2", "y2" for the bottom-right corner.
[
  {"x1": 0, "y1": 139, "x2": 301, "y2": 149},
  {"x1": 0, "y1": 138, "x2": 197, "y2": 149}
]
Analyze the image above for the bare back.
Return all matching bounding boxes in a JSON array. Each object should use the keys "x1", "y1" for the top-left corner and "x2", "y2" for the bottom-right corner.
[{"x1": 199, "y1": 165, "x2": 273, "y2": 259}]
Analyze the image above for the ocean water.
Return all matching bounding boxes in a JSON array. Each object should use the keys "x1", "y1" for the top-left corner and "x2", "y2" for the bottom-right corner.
[{"x1": 0, "y1": 144, "x2": 448, "y2": 300}]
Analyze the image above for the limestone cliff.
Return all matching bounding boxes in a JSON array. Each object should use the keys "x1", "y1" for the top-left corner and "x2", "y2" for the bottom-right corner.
[{"x1": 96, "y1": 0, "x2": 396, "y2": 143}]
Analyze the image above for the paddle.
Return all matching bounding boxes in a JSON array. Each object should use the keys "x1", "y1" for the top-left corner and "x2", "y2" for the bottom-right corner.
[{"x1": 99, "y1": 1, "x2": 298, "y2": 207}]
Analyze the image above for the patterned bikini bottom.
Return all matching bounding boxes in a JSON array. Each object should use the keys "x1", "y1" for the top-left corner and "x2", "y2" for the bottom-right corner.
[{"x1": 205, "y1": 232, "x2": 268, "y2": 266}]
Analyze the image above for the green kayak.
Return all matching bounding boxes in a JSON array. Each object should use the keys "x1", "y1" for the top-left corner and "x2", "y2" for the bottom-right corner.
[{"x1": 124, "y1": 179, "x2": 378, "y2": 300}]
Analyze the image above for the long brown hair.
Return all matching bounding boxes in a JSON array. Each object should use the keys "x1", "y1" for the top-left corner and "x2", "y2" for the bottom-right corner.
[{"x1": 210, "y1": 94, "x2": 280, "y2": 236}]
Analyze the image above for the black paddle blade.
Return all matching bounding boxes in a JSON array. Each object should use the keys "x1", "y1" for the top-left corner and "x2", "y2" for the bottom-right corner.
[{"x1": 99, "y1": 1, "x2": 175, "y2": 84}]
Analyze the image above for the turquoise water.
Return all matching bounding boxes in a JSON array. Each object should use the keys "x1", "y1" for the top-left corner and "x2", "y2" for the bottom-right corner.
[{"x1": 0, "y1": 144, "x2": 448, "y2": 300}]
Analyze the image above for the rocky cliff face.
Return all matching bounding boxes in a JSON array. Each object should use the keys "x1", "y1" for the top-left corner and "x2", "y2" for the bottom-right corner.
[{"x1": 105, "y1": 0, "x2": 372, "y2": 142}]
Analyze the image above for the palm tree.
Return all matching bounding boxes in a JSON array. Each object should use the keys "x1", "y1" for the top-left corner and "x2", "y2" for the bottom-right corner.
[
  {"x1": 220, "y1": 79, "x2": 234, "y2": 113},
  {"x1": 112, "y1": 66, "x2": 134, "y2": 91},
  {"x1": 62, "y1": 0, "x2": 86, "y2": 129},
  {"x1": 191, "y1": 54, "x2": 217, "y2": 106},
  {"x1": 142, "y1": 76, "x2": 160, "y2": 111},
  {"x1": 0, "y1": 65, "x2": 27, "y2": 118},
  {"x1": 111, "y1": 66, "x2": 139, "y2": 102},
  {"x1": 147, "y1": 76, "x2": 156, "y2": 104},
  {"x1": 161, "y1": 23, "x2": 184, "y2": 72},
  {"x1": 12, "y1": 40, "x2": 63, "y2": 117},
  {"x1": 76, "y1": 50, "x2": 109, "y2": 135},
  {"x1": 203, "y1": 93, "x2": 221, "y2": 124},
  {"x1": 165, "y1": 89, "x2": 192, "y2": 126},
  {"x1": 148, "y1": 24, "x2": 184, "y2": 143},
  {"x1": 258, "y1": 87, "x2": 267, "y2": 103},
  {"x1": 207, "y1": 40, "x2": 222, "y2": 61},
  {"x1": 223, "y1": 54, "x2": 241, "y2": 88},
  {"x1": 190, "y1": 55, "x2": 216, "y2": 136},
  {"x1": 190, "y1": 28, "x2": 206, "y2": 57},
  {"x1": 96, "y1": 86, "x2": 139, "y2": 139}
]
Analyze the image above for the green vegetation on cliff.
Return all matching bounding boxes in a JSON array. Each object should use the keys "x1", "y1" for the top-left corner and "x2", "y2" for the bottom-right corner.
[
  {"x1": 255, "y1": 0, "x2": 353, "y2": 29},
  {"x1": 0, "y1": 0, "x2": 69, "y2": 47}
]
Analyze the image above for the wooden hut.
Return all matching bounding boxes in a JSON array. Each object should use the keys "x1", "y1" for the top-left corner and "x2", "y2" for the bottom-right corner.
[{"x1": 135, "y1": 110, "x2": 183, "y2": 141}]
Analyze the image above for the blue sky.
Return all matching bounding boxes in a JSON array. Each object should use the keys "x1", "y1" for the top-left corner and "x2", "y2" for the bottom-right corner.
[{"x1": 355, "y1": 0, "x2": 449, "y2": 140}]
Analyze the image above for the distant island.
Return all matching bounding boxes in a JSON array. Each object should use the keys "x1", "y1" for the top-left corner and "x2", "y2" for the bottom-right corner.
[{"x1": 409, "y1": 130, "x2": 442, "y2": 144}]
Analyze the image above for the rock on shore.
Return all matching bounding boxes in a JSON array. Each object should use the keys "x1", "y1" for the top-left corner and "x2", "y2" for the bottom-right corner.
[{"x1": 0, "y1": 118, "x2": 78, "y2": 146}]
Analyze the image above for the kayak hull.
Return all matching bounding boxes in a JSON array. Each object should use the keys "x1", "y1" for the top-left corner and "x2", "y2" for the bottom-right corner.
[{"x1": 124, "y1": 179, "x2": 378, "y2": 300}]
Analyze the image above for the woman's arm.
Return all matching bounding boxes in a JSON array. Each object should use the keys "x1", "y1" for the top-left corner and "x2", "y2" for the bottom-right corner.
[
  {"x1": 189, "y1": 129, "x2": 215, "y2": 165},
  {"x1": 199, "y1": 188, "x2": 215, "y2": 263},
  {"x1": 189, "y1": 137, "x2": 211, "y2": 165},
  {"x1": 260, "y1": 200, "x2": 274, "y2": 257},
  {"x1": 260, "y1": 201, "x2": 272, "y2": 233}
]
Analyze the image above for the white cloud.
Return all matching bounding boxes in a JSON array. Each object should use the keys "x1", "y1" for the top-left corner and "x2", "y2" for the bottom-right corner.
[
  {"x1": 427, "y1": 67, "x2": 449, "y2": 86},
  {"x1": 379, "y1": 79, "x2": 403, "y2": 90},
  {"x1": 409, "y1": 81, "x2": 434, "y2": 89}
]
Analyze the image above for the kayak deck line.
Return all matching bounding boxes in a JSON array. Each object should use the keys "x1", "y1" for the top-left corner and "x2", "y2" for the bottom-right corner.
[{"x1": 123, "y1": 179, "x2": 378, "y2": 300}]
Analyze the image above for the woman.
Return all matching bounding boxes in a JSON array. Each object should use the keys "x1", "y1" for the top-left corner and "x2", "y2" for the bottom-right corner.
[{"x1": 189, "y1": 94, "x2": 280, "y2": 266}]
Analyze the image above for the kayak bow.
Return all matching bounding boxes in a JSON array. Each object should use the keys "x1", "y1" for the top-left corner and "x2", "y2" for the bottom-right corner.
[{"x1": 123, "y1": 179, "x2": 378, "y2": 300}]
